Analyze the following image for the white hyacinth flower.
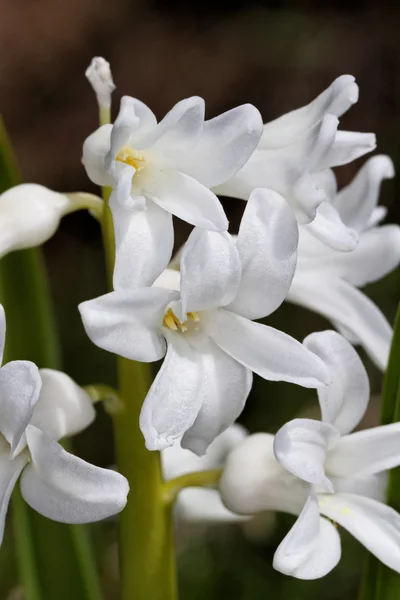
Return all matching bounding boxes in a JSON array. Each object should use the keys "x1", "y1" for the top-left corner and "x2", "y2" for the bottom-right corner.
[
  {"x1": 214, "y1": 75, "x2": 376, "y2": 250},
  {"x1": 220, "y1": 331, "x2": 400, "y2": 580},
  {"x1": 79, "y1": 188, "x2": 330, "y2": 455},
  {"x1": 82, "y1": 95, "x2": 263, "y2": 263},
  {"x1": 0, "y1": 306, "x2": 128, "y2": 543},
  {"x1": 162, "y1": 424, "x2": 248, "y2": 523},
  {"x1": 0, "y1": 184, "x2": 102, "y2": 258},
  {"x1": 288, "y1": 155, "x2": 400, "y2": 370}
]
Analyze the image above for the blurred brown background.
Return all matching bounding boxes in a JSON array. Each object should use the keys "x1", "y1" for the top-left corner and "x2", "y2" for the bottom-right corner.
[{"x1": 0, "y1": 0, "x2": 399, "y2": 598}]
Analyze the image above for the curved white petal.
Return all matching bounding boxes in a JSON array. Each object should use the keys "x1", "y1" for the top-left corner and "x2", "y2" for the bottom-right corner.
[
  {"x1": 176, "y1": 488, "x2": 247, "y2": 523},
  {"x1": 147, "y1": 169, "x2": 228, "y2": 231},
  {"x1": 260, "y1": 75, "x2": 358, "y2": 149},
  {"x1": 179, "y1": 228, "x2": 241, "y2": 318},
  {"x1": 303, "y1": 330, "x2": 369, "y2": 433},
  {"x1": 180, "y1": 104, "x2": 263, "y2": 188},
  {"x1": 111, "y1": 189, "x2": 174, "y2": 289},
  {"x1": 209, "y1": 309, "x2": 330, "y2": 388},
  {"x1": 301, "y1": 201, "x2": 358, "y2": 252},
  {"x1": 31, "y1": 369, "x2": 95, "y2": 441},
  {"x1": 107, "y1": 96, "x2": 141, "y2": 167},
  {"x1": 332, "y1": 472, "x2": 387, "y2": 502},
  {"x1": 220, "y1": 433, "x2": 308, "y2": 515},
  {"x1": 82, "y1": 124, "x2": 113, "y2": 186},
  {"x1": 318, "y1": 493, "x2": 400, "y2": 573},
  {"x1": 312, "y1": 169, "x2": 337, "y2": 202},
  {"x1": 326, "y1": 423, "x2": 400, "y2": 479},
  {"x1": 21, "y1": 426, "x2": 129, "y2": 523},
  {"x1": 321, "y1": 225, "x2": 400, "y2": 287},
  {"x1": 0, "y1": 185, "x2": 78, "y2": 257},
  {"x1": 227, "y1": 188, "x2": 298, "y2": 320},
  {"x1": 162, "y1": 424, "x2": 247, "y2": 484},
  {"x1": 153, "y1": 268, "x2": 181, "y2": 291},
  {"x1": 0, "y1": 361, "x2": 42, "y2": 456},
  {"x1": 138, "y1": 96, "x2": 204, "y2": 156},
  {"x1": 273, "y1": 494, "x2": 341, "y2": 580},
  {"x1": 335, "y1": 155, "x2": 394, "y2": 231},
  {"x1": 79, "y1": 288, "x2": 178, "y2": 362},
  {"x1": 0, "y1": 436, "x2": 29, "y2": 546},
  {"x1": 288, "y1": 274, "x2": 392, "y2": 371},
  {"x1": 139, "y1": 333, "x2": 204, "y2": 451},
  {"x1": 181, "y1": 337, "x2": 252, "y2": 455},
  {"x1": 274, "y1": 419, "x2": 340, "y2": 491},
  {"x1": 121, "y1": 97, "x2": 157, "y2": 145},
  {"x1": 319, "y1": 131, "x2": 376, "y2": 170}
]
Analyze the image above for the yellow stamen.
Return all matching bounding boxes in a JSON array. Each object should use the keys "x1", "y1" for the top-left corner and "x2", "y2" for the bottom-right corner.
[
  {"x1": 116, "y1": 146, "x2": 146, "y2": 172},
  {"x1": 162, "y1": 308, "x2": 200, "y2": 333}
]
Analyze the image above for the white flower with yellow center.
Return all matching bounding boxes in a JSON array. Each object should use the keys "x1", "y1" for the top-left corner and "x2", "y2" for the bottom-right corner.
[
  {"x1": 0, "y1": 306, "x2": 129, "y2": 544},
  {"x1": 82, "y1": 95, "x2": 263, "y2": 286},
  {"x1": 220, "y1": 331, "x2": 400, "y2": 580},
  {"x1": 288, "y1": 155, "x2": 400, "y2": 370},
  {"x1": 79, "y1": 188, "x2": 330, "y2": 454},
  {"x1": 213, "y1": 75, "x2": 376, "y2": 251}
]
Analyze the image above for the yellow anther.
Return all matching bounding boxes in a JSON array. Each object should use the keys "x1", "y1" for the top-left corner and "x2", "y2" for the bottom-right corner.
[
  {"x1": 162, "y1": 309, "x2": 200, "y2": 333},
  {"x1": 116, "y1": 146, "x2": 146, "y2": 172}
]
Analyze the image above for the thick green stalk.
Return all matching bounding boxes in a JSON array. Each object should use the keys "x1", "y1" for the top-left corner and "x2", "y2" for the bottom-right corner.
[
  {"x1": 0, "y1": 117, "x2": 103, "y2": 600},
  {"x1": 100, "y1": 184, "x2": 177, "y2": 600}
]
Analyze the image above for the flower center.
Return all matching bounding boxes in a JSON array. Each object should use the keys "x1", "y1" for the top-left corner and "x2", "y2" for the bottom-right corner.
[
  {"x1": 162, "y1": 308, "x2": 200, "y2": 333},
  {"x1": 116, "y1": 146, "x2": 146, "y2": 173}
]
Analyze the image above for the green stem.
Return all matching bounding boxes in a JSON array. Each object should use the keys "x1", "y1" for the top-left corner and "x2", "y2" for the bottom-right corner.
[
  {"x1": 163, "y1": 469, "x2": 222, "y2": 505},
  {"x1": 12, "y1": 488, "x2": 41, "y2": 600},
  {"x1": 99, "y1": 158, "x2": 177, "y2": 600}
]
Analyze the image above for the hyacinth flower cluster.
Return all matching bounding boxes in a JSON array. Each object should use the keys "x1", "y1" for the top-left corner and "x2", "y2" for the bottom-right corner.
[{"x1": 0, "y1": 55, "x2": 399, "y2": 600}]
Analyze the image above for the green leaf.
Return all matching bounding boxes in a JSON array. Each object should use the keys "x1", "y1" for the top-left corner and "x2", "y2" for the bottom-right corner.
[
  {"x1": 0, "y1": 117, "x2": 104, "y2": 600},
  {"x1": 358, "y1": 304, "x2": 400, "y2": 600}
]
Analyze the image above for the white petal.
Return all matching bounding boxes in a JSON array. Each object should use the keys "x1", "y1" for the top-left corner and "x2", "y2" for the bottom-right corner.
[
  {"x1": 319, "y1": 131, "x2": 376, "y2": 170},
  {"x1": 332, "y1": 472, "x2": 387, "y2": 502},
  {"x1": 289, "y1": 274, "x2": 392, "y2": 371},
  {"x1": 181, "y1": 337, "x2": 252, "y2": 455},
  {"x1": 322, "y1": 225, "x2": 400, "y2": 287},
  {"x1": 79, "y1": 287, "x2": 178, "y2": 362},
  {"x1": 209, "y1": 309, "x2": 330, "y2": 388},
  {"x1": 312, "y1": 169, "x2": 338, "y2": 202},
  {"x1": 0, "y1": 304, "x2": 5, "y2": 366},
  {"x1": 0, "y1": 361, "x2": 42, "y2": 456},
  {"x1": 139, "y1": 333, "x2": 204, "y2": 451},
  {"x1": 303, "y1": 330, "x2": 369, "y2": 434},
  {"x1": 0, "y1": 185, "x2": 79, "y2": 257},
  {"x1": 301, "y1": 201, "x2": 358, "y2": 252},
  {"x1": 30, "y1": 369, "x2": 95, "y2": 441},
  {"x1": 0, "y1": 436, "x2": 28, "y2": 546},
  {"x1": 179, "y1": 228, "x2": 241, "y2": 318},
  {"x1": 82, "y1": 124, "x2": 113, "y2": 186},
  {"x1": 179, "y1": 104, "x2": 263, "y2": 188},
  {"x1": 153, "y1": 268, "x2": 181, "y2": 291},
  {"x1": 367, "y1": 206, "x2": 387, "y2": 229},
  {"x1": 335, "y1": 155, "x2": 394, "y2": 231},
  {"x1": 220, "y1": 433, "x2": 308, "y2": 515},
  {"x1": 273, "y1": 494, "x2": 341, "y2": 580},
  {"x1": 147, "y1": 169, "x2": 228, "y2": 231},
  {"x1": 325, "y1": 423, "x2": 400, "y2": 479},
  {"x1": 176, "y1": 488, "x2": 247, "y2": 523},
  {"x1": 111, "y1": 190, "x2": 174, "y2": 289},
  {"x1": 274, "y1": 419, "x2": 340, "y2": 491},
  {"x1": 21, "y1": 426, "x2": 129, "y2": 523},
  {"x1": 107, "y1": 96, "x2": 141, "y2": 166},
  {"x1": 162, "y1": 424, "x2": 248, "y2": 482},
  {"x1": 318, "y1": 493, "x2": 400, "y2": 573},
  {"x1": 227, "y1": 188, "x2": 298, "y2": 320},
  {"x1": 259, "y1": 75, "x2": 358, "y2": 148},
  {"x1": 145, "y1": 97, "x2": 205, "y2": 160}
]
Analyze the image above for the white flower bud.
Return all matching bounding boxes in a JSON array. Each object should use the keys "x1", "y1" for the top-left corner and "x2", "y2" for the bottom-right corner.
[{"x1": 86, "y1": 57, "x2": 115, "y2": 109}]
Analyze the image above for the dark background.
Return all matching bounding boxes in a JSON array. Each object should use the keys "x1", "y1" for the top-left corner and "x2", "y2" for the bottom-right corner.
[{"x1": 0, "y1": 0, "x2": 399, "y2": 598}]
